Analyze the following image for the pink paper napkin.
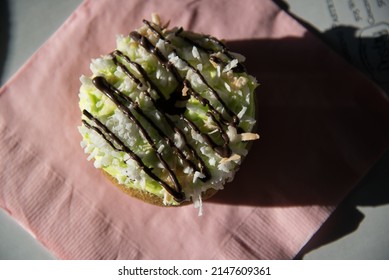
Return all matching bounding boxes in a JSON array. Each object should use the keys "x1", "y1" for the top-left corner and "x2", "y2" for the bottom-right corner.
[{"x1": 1, "y1": 0, "x2": 388, "y2": 259}]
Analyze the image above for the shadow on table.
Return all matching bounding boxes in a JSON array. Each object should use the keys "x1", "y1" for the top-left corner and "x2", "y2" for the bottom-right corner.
[
  {"x1": 0, "y1": 0, "x2": 10, "y2": 86},
  {"x1": 294, "y1": 151, "x2": 389, "y2": 259},
  {"x1": 207, "y1": 0, "x2": 389, "y2": 258},
  {"x1": 208, "y1": 32, "x2": 389, "y2": 208}
]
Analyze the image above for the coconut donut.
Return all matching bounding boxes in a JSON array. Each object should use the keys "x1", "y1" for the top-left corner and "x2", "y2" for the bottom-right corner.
[{"x1": 78, "y1": 16, "x2": 259, "y2": 211}]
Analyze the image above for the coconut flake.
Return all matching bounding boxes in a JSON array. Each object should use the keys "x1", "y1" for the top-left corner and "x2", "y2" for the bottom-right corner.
[
  {"x1": 209, "y1": 59, "x2": 218, "y2": 68},
  {"x1": 151, "y1": 13, "x2": 161, "y2": 25},
  {"x1": 226, "y1": 125, "x2": 238, "y2": 143},
  {"x1": 192, "y1": 46, "x2": 200, "y2": 60},
  {"x1": 220, "y1": 154, "x2": 241, "y2": 164},
  {"x1": 224, "y1": 82, "x2": 231, "y2": 92},
  {"x1": 154, "y1": 111, "x2": 161, "y2": 121},
  {"x1": 192, "y1": 189, "x2": 203, "y2": 216},
  {"x1": 156, "y1": 68, "x2": 163, "y2": 80},
  {"x1": 208, "y1": 157, "x2": 216, "y2": 166},
  {"x1": 218, "y1": 161, "x2": 232, "y2": 173},
  {"x1": 241, "y1": 132, "x2": 260, "y2": 141},
  {"x1": 163, "y1": 190, "x2": 169, "y2": 205},
  {"x1": 191, "y1": 129, "x2": 204, "y2": 143},
  {"x1": 80, "y1": 75, "x2": 92, "y2": 86},
  {"x1": 237, "y1": 106, "x2": 247, "y2": 119},
  {"x1": 90, "y1": 57, "x2": 114, "y2": 75},
  {"x1": 157, "y1": 144, "x2": 165, "y2": 153},
  {"x1": 88, "y1": 148, "x2": 98, "y2": 161},
  {"x1": 222, "y1": 59, "x2": 238, "y2": 73},
  {"x1": 80, "y1": 140, "x2": 87, "y2": 148},
  {"x1": 168, "y1": 54, "x2": 188, "y2": 71},
  {"x1": 193, "y1": 171, "x2": 206, "y2": 183},
  {"x1": 173, "y1": 132, "x2": 184, "y2": 149},
  {"x1": 139, "y1": 173, "x2": 147, "y2": 188},
  {"x1": 182, "y1": 83, "x2": 189, "y2": 97},
  {"x1": 156, "y1": 39, "x2": 166, "y2": 54},
  {"x1": 187, "y1": 69, "x2": 203, "y2": 87},
  {"x1": 183, "y1": 166, "x2": 194, "y2": 175},
  {"x1": 216, "y1": 65, "x2": 221, "y2": 77},
  {"x1": 235, "y1": 76, "x2": 248, "y2": 89}
]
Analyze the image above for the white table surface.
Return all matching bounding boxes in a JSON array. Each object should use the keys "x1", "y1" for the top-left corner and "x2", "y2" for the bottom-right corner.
[{"x1": 0, "y1": 0, "x2": 388, "y2": 260}]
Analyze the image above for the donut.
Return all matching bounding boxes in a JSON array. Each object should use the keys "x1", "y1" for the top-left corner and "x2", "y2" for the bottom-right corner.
[{"x1": 78, "y1": 15, "x2": 259, "y2": 212}]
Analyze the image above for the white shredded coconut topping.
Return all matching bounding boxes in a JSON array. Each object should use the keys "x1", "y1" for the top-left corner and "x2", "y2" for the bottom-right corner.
[
  {"x1": 193, "y1": 171, "x2": 206, "y2": 183},
  {"x1": 157, "y1": 144, "x2": 165, "y2": 153},
  {"x1": 223, "y1": 59, "x2": 238, "y2": 72},
  {"x1": 224, "y1": 82, "x2": 231, "y2": 92},
  {"x1": 192, "y1": 188, "x2": 203, "y2": 216},
  {"x1": 174, "y1": 132, "x2": 184, "y2": 149},
  {"x1": 237, "y1": 106, "x2": 247, "y2": 120},
  {"x1": 217, "y1": 65, "x2": 221, "y2": 77},
  {"x1": 192, "y1": 46, "x2": 200, "y2": 60}
]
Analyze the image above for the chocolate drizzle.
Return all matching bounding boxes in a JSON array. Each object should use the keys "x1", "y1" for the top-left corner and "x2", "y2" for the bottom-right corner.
[
  {"x1": 171, "y1": 50, "x2": 240, "y2": 128},
  {"x1": 130, "y1": 31, "x2": 182, "y2": 83},
  {"x1": 130, "y1": 29, "x2": 240, "y2": 128},
  {"x1": 143, "y1": 19, "x2": 170, "y2": 43},
  {"x1": 183, "y1": 79, "x2": 232, "y2": 157},
  {"x1": 111, "y1": 55, "x2": 143, "y2": 87},
  {"x1": 92, "y1": 77, "x2": 185, "y2": 199},
  {"x1": 82, "y1": 20, "x2": 249, "y2": 202},
  {"x1": 113, "y1": 50, "x2": 185, "y2": 115},
  {"x1": 121, "y1": 33, "x2": 233, "y2": 157},
  {"x1": 136, "y1": 24, "x2": 240, "y2": 128},
  {"x1": 82, "y1": 109, "x2": 185, "y2": 202},
  {"x1": 111, "y1": 51, "x2": 211, "y2": 180},
  {"x1": 175, "y1": 27, "x2": 246, "y2": 73}
]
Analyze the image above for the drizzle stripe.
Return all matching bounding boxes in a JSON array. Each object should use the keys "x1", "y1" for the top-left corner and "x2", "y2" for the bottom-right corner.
[
  {"x1": 111, "y1": 52, "x2": 211, "y2": 180},
  {"x1": 83, "y1": 109, "x2": 185, "y2": 202},
  {"x1": 129, "y1": 31, "x2": 236, "y2": 156},
  {"x1": 92, "y1": 76, "x2": 184, "y2": 198}
]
